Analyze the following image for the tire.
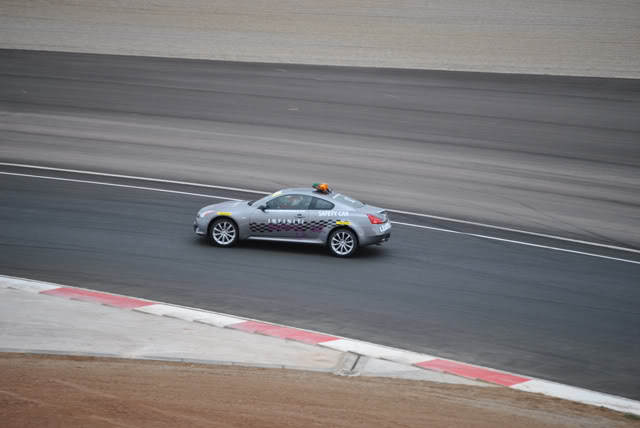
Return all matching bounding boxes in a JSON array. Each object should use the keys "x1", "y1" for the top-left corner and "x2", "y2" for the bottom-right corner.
[
  {"x1": 208, "y1": 217, "x2": 239, "y2": 247},
  {"x1": 328, "y1": 228, "x2": 358, "y2": 258}
]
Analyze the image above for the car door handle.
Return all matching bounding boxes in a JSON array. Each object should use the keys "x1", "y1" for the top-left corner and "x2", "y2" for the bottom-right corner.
[{"x1": 295, "y1": 214, "x2": 304, "y2": 218}]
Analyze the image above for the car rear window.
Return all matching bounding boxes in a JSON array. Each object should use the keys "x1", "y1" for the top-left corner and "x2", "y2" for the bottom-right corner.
[
  {"x1": 311, "y1": 197, "x2": 335, "y2": 210},
  {"x1": 332, "y1": 194, "x2": 365, "y2": 208}
]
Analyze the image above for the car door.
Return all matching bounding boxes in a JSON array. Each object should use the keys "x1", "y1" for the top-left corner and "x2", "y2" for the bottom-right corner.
[
  {"x1": 249, "y1": 194, "x2": 311, "y2": 239},
  {"x1": 306, "y1": 196, "x2": 338, "y2": 240}
]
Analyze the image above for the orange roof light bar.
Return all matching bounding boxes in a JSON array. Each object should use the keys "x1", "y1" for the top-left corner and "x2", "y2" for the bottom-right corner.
[{"x1": 312, "y1": 183, "x2": 330, "y2": 193}]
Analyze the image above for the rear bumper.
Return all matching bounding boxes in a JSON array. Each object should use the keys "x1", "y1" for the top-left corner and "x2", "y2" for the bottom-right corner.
[
  {"x1": 361, "y1": 232, "x2": 391, "y2": 246},
  {"x1": 359, "y1": 220, "x2": 392, "y2": 246}
]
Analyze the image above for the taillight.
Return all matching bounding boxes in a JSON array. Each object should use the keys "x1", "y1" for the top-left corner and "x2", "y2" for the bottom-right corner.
[{"x1": 367, "y1": 214, "x2": 385, "y2": 224}]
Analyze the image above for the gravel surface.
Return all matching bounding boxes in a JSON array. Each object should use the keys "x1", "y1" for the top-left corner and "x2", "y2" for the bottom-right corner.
[
  {"x1": 1, "y1": 353, "x2": 637, "y2": 428},
  {"x1": 1, "y1": 0, "x2": 639, "y2": 77}
]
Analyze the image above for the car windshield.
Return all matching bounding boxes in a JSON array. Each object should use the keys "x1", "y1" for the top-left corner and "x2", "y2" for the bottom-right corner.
[
  {"x1": 251, "y1": 194, "x2": 273, "y2": 207},
  {"x1": 332, "y1": 193, "x2": 365, "y2": 208}
]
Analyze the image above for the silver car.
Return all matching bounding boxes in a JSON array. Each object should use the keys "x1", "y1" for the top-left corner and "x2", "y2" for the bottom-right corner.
[{"x1": 194, "y1": 184, "x2": 391, "y2": 257}]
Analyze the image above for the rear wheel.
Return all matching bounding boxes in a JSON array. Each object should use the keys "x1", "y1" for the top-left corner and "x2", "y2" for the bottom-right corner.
[
  {"x1": 328, "y1": 228, "x2": 358, "y2": 258},
  {"x1": 208, "y1": 218, "x2": 239, "y2": 247}
]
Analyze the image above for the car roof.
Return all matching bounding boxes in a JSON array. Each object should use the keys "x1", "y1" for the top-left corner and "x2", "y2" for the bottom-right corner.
[
  {"x1": 279, "y1": 187, "x2": 328, "y2": 197},
  {"x1": 271, "y1": 187, "x2": 372, "y2": 210},
  {"x1": 278, "y1": 187, "x2": 346, "y2": 202}
]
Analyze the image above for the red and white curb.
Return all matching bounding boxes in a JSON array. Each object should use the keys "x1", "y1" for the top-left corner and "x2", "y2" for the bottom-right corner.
[{"x1": 2, "y1": 274, "x2": 639, "y2": 416}]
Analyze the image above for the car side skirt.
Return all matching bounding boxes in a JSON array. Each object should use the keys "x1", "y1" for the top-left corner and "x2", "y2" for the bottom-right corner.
[{"x1": 246, "y1": 236, "x2": 324, "y2": 245}]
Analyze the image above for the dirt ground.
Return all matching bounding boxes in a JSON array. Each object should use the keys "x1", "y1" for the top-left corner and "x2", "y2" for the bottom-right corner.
[
  {"x1": 1, "y1": 354, "x2": 637, "y2": 428},
  {"x1": 1, "y1": 0, "x2": 639, "y2": 77}
]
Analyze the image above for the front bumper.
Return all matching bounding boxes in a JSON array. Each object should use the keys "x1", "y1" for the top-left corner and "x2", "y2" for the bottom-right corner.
[{"x1": 193, "y1": 220, "x2": 206, "y2": 236}]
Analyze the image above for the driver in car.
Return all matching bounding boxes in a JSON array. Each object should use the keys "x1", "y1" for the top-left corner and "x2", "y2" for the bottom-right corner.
[{"x1": 279, "y1": 195, "x2": 306, "y2": 209}]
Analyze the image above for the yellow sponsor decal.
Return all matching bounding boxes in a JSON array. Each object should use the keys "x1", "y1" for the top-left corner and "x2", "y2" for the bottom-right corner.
[
  {"x1": 217, "y1": 212, "x2": 232, "y2": 216},
  {"x1": 336, "y1": 220, "x2": 350, "y2": 225},
  {"x1": 271, "y1": 191, "x2": 282, "y2": 197}
]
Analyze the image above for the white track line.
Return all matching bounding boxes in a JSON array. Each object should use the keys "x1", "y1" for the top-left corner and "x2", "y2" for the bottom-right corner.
[
  {"x1": 391, "y1": 221, "x2": 640, "y2": 265},
  {"x1": 2, "y1": 170, "x2": 640, "y2": 265},
  {"x1": 0, "y1": 162, "x2": 270, "y2": 195},
  {"x1": 1, "y1": 162, "x2": 637, "y2": 255},
  {"x1": 0, "y1": 172, "x2": 239, "y2": 201},
  {"x1": 388, "y1": 209, "x2": 640, "y2": 254}
]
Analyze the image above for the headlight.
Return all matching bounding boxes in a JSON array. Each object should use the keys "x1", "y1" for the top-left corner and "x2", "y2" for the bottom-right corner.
[{"x1": 198, "y1": 210, "x2": 215, "y2": 218}]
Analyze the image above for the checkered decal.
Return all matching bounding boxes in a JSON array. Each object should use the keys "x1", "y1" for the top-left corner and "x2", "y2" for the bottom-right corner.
[
  {"x1": 249, "y1": 219, "x2": 341, "y2": 233},
  {"x1": 249, "y1": 223, "x2": 273, "y2": 233}
]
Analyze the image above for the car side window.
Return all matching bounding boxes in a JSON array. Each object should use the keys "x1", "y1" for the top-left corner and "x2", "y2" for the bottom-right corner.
[
  {"x1": 310, "y1": 197, "x2": 335, "y2": 210},
  {"x1": 265, "y1": 194, "x2": 311, "y2": 210}
]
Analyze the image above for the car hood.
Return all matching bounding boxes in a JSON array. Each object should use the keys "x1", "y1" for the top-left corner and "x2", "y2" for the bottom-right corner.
[{"x1": 198, "y1": 200, "x2": 248, "y2": 215}]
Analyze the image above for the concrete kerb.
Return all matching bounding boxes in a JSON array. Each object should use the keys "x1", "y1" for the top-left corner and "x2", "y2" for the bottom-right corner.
[
  {"x1": 2, "y1": 274, "x2": 639, "y2": 416},
  {"x1": 134, "y1": 304, "x2": 245, "y2": 326}
]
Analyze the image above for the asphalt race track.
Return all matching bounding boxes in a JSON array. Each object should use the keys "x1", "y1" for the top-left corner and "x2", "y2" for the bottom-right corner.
[
  {"x1": 2, "y1": 50, "x2": 639, "y2": 247},
  {"x1": 1, "y1": 50, "x2": 639, "y2": 400}
]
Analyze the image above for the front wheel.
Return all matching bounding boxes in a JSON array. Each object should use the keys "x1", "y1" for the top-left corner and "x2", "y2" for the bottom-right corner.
[
  {"x1": 328, "y1": 228, "x2": 358, "y2": 258},
  {"x1": 208, "y1": 218, "x2": 239, "y2": 247}
]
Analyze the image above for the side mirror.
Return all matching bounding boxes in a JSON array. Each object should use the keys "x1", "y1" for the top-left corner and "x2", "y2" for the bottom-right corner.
[{"x1": 258, "y1": 205, "x2": 267, "y2": 212}]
